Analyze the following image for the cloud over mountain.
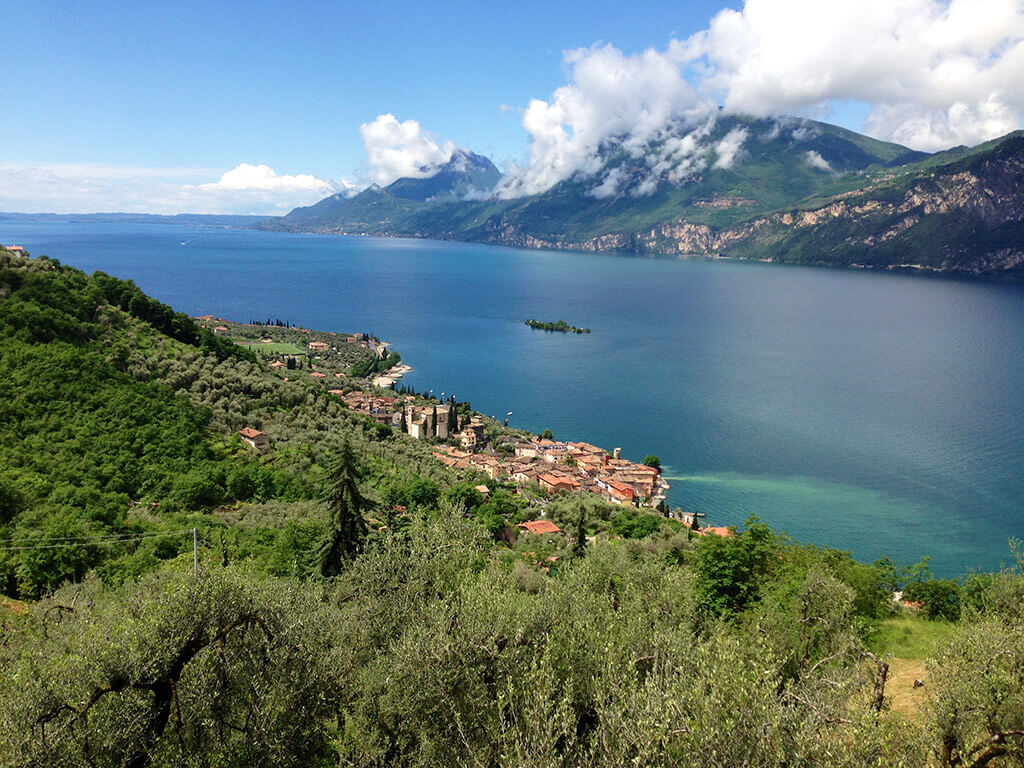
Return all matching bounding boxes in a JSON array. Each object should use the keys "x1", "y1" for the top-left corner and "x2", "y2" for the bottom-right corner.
[
  {"x1": 495, "y1": 43, "x2": 713, "y2": 198},
  {"x1": 695, "y1": 0, "x2": 1024, "y2": 151},
  {"x1": 359, "y1": 114, "x2": 457, "y2": 186},
  {"x1": 487, "y1": 0, "x2": 1024, "y2": 198}
]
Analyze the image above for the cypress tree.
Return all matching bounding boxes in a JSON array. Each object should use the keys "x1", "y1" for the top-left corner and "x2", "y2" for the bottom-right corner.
[
  {"x1": 318, "y1": 440, "x2": 368, "y2": 577},
  {"x1": 431, "y1": 405, "x2": 438, "y2": 438},
  {"x1": 573, "y1": 508, "x2": 588, "y2": 559}
]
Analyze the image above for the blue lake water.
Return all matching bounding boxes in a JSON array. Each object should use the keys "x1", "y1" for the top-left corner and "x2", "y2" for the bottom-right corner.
[{"x1": 4, "y1": 221, "x2": 1023, "y2": 576}]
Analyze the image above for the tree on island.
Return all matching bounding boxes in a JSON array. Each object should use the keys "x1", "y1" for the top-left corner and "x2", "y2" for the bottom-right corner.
[{"x1": 318, "y1": 440, "x2": 368, "y2": 577}]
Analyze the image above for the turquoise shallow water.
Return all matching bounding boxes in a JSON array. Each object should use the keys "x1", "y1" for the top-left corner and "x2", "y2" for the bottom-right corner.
[{"x1": 4, "y1": 221, "x2": 1023, "y2": 575}]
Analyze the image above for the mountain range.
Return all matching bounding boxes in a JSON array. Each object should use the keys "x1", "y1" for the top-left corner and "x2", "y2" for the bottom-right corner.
[{"x1": 258, "y1": 116, "x2": 1024, "y2": 275}]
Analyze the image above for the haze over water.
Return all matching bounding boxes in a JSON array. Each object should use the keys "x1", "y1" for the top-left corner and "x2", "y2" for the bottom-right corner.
[{"x1": 7, "y1": 222, "x2": 1023, "y2": 576}]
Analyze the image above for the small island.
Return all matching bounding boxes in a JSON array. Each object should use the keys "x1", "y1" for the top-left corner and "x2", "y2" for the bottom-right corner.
[{"x1": 525, "y1": 318, "x2": 591, "y2": 334}]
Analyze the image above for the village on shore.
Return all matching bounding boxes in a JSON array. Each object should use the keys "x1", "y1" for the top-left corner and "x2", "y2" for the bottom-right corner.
[
  {"x1": 196, "y1": 316, "x2": 732, "y2": 529},
  {"x1": 338, "y1": 390, "x2": 670, "y2": 508}
]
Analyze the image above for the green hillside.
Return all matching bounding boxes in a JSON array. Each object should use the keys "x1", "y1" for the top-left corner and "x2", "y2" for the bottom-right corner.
[{"x1": 0, "y1": 248, "x2": 453, "y2": 596}]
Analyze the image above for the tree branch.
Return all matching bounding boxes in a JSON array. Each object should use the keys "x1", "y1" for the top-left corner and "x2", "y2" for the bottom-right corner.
[{"x1": 966, "y1": 730, "x2": 1024, "y2": 768}]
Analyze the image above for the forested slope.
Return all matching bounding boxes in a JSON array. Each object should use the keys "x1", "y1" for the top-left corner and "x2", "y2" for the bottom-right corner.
[{"x1": 0, "y1": 248, "x2": 451, "y2": 595}]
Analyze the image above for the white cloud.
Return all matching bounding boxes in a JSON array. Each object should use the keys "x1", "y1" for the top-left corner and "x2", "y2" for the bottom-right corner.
[
  {"x1": 790, "y1": 124, "x2": 819, "y2": 142},
  {"x1": 487, "y1": 0, "x2": 1024, "y2": 199},
  {"x1": 495, "y1": 43, "x2": 716, "y2": 198},
  {"x1": 713, "y1": 127, "x2": 748, "y2": 169},
  {"x1": 805, "y1": 150, "x2": 833, "y2": 171},
  {"x1": 359, "y1": 113, "x2": 456, "y2": 186},
  {"x1": 0, "y1": 162, "x2": 345, "y2": 215},
  {"x1": 588, "y1": 166, "x2": 628, "y2": 199},
  {"x1": 692, "y1": 0, "x2": 1024, "y2": 150},
  {"x1": 198, "y1": 163, "x2": 334, "y2": 193}
]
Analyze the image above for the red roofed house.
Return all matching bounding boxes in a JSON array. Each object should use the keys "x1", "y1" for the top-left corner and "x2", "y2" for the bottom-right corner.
[
  {"x1": 308, "y1": 341, "x2": 329, "y2": 352},
  {"x1": 238, "y1": 427, "x2": 268, "y2": 451},
  {"x1": 539, "y1": 473, "x2": 582, "y2": 494},
  {"x1": 311, "y1": 372, "x2": 326, "y2": 379},
  {"x1": 518, "y1": 519, "x2": 562, "y2": 535},
  {"x1": 269, "y1": 361, "x2": 286, "y2": 368},
  {"x1": 605, "y1": 480, "x2": 635, "y2": 504}
]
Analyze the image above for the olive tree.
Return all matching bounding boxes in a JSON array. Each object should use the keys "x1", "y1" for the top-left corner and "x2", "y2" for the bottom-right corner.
[{"x1": 0, "y1": 566, "x2": 343, "y2": 768}]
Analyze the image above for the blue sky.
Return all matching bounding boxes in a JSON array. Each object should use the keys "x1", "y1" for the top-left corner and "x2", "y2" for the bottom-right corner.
[{"x1": 3, "y1": 0, "x2": 1022, "y2": 213}]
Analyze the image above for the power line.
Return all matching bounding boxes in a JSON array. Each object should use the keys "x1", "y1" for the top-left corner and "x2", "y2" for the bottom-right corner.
[
  {"x1": 0, "y1": 528, "x2": 189, "y2": 544},
  {"x1": 0, "y1": 529, "x2": 194, "y2": 552}
]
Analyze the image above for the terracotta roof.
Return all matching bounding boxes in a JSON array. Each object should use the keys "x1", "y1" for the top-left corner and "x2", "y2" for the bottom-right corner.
[
  {"x1": 518, "y1": 519, "x2": 562, "y2": 535},
  {"x1": 539, "y1": 473, "x2": 580, "y2": 489},
  {"x1": 311, "y1": 372, "x2": 326, "y2": 378},
  {"x1": 238, "y1": 427, "x2": 264, "y2": 439}
]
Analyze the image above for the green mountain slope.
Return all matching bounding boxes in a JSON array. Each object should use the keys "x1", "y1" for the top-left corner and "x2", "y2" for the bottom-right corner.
[
  {"x1": 266, "y1": 149, "x2": 501, "y2": 232},
  {"x1": 0, "y1": 248, "x2": 452, "y2": 596},
  {"x1": 261, "y1": 117, "x2": 1024, "y2": 275},
  {"x1": 714, "y1": 130, "x2": 1024, "y2": 272}
]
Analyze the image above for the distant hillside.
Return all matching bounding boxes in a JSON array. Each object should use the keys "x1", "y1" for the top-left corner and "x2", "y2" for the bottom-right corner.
[
  {"x1": 260, "y1": 116, "x2": 1024, "y2": 275},
  {"x1": 266, "y1": 149, "x2": 501, "y2": 232}
]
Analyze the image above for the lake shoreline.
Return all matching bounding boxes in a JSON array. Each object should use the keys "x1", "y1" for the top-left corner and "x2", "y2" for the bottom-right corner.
[{"x1": 4, "y1": 221, "x2": 1022, "y2": 577}]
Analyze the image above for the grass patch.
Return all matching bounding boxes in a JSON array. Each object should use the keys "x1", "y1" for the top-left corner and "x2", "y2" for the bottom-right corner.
[
  {"x1": 866, "y1": 615, "x2": 957, "y2": 660},
  {"x1": 1, "y1": 596, "x2": 28, "y2": 615}
]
